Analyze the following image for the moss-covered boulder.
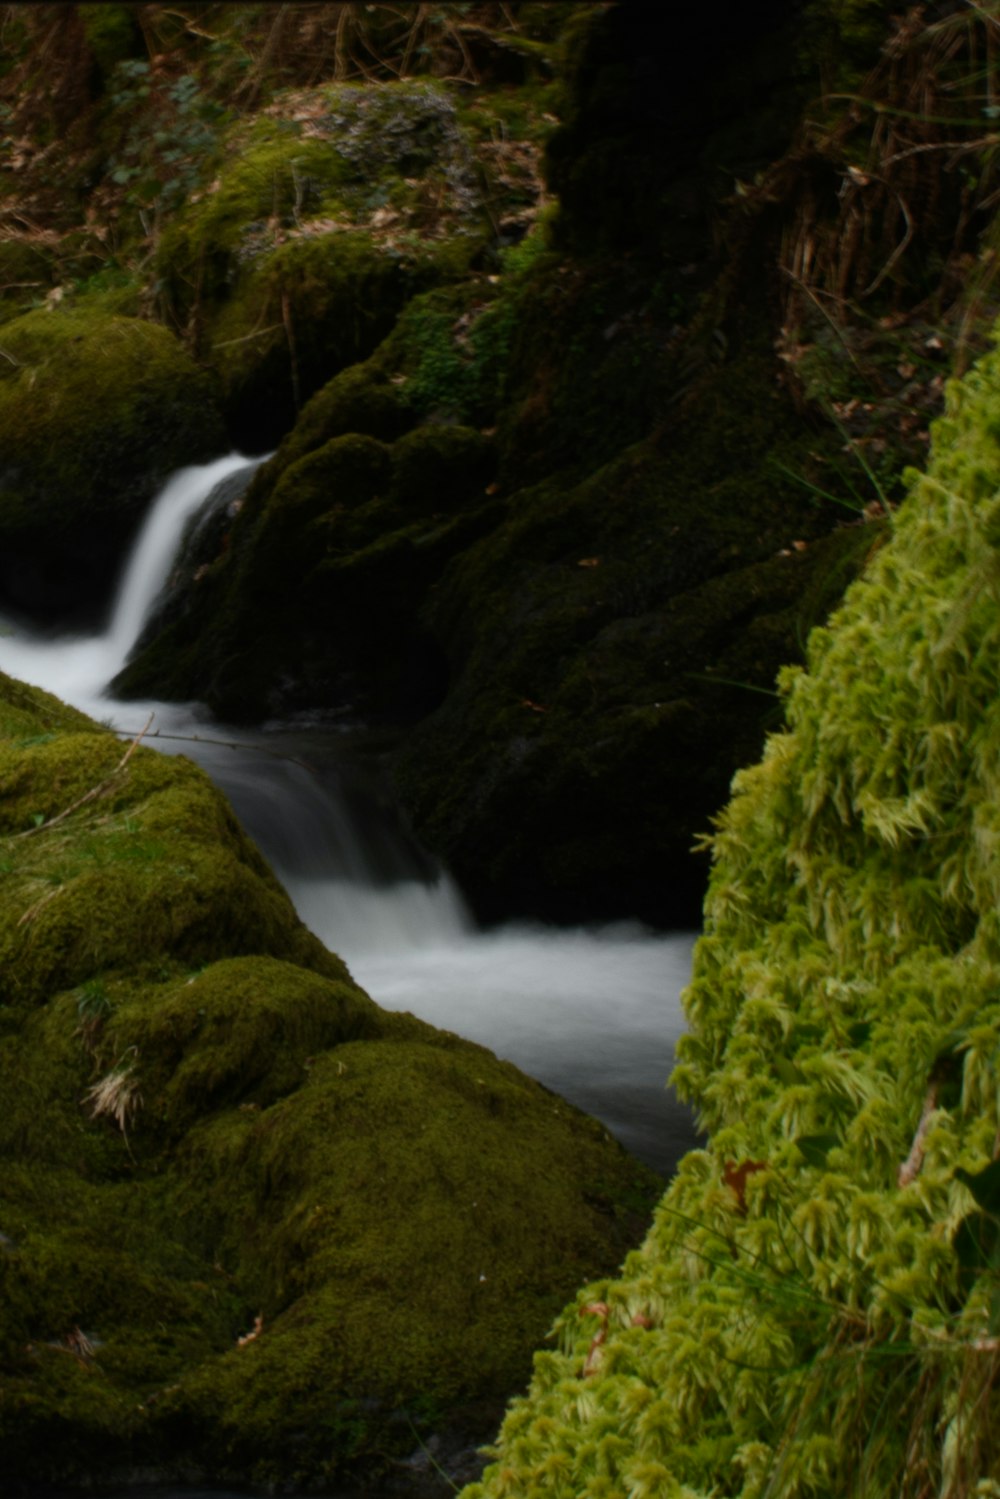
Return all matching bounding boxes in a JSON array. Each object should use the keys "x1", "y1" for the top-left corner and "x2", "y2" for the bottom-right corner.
[
  {"x1": 156, "y1": 78, "x2": 532, "y2": 447},
  {"x1": 112, "y1": 363, "x2": 502, "y2": 723},
  {"x1": 460, "y1": 330, "x2": 1000, "y2": 1497},
  {"x1": 107, "y1": 1, "x2": 940, "y2": 927},
  {"x1": 114, "y1": 241, "x2": 881, "y2": 921},
  {"x1": 0, "y1": 671, "x2": 657, "y2": 1491},
  {"x1": 0, "y1": 306, "x2": 225, "y2": 619}
]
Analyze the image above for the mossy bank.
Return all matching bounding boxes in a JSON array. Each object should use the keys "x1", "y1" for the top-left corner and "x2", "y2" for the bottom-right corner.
[
  {"x1": 0, "y1": 673, "x2": 658, "y2": 1492},
  {"x1": 459, "y1": 325, "x2": 1000, "y2": 1498}
]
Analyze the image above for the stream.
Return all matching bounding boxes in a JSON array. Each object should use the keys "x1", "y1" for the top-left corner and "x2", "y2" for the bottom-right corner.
[{"x1": 2, "y1": 457, "x2": 701, "y2": 1493}]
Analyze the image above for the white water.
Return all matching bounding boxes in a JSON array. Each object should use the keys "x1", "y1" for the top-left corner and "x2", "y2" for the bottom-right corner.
[{"x1": 0, "y1": 458, "x2": 700, "y2": 1176}]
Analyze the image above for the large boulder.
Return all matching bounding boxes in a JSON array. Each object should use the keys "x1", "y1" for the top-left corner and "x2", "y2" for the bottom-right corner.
[
  {"x1": 155, "y1": 77, "x2": 549, "y2": 448},
  {"x1": 0, "y1": 307, "x2": 225, "y2": 619},
  {"x1": 0, "y1": 672, "x2": 658, "y2": 1491},
  {"x1": 114, "y1": 266, "x2": 878, "y2": 923}
]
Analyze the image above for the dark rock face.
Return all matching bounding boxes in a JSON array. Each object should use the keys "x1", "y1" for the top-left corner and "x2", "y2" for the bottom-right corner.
[{"x1": 112, "y1": 4, "x2": 888, "y2": 926}]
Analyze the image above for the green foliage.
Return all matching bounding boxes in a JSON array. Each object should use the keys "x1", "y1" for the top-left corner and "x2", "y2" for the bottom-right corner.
[
  {"x1": 463, "y1": 328, "x2": 1000, "y2": 1497},
  {"x1": 104, "y1": 58, "x2": 229, "y2": 225}
]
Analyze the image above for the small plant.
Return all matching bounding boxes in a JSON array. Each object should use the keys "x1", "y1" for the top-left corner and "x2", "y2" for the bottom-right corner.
[
  {"x1": 105, "y1": 59, "x2": 228, "y2": 240},
  {"x1": 75, "y1": 979, "x2": 113, "y2": 1056},
  {"x1": 84, "y1": 1047, "x2": 142, "y2": 1144}
]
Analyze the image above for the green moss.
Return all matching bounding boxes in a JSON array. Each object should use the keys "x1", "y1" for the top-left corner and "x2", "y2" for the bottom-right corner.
[
  {"x1": 275, "y1": 355, "x2": 413, "y2": 467},
  {"x1": 0, "y1": 710, "x2": 340, "y2": 1006},
  {"x1": 151, "y1": 1031, "x2": 655, "y2": 1483},
  {"x1": 154, "y1": 81, "x2": 501, "y2": 445},
  {"x1": 206, "y1": 230, "x2": 435, "y2": 444},
  {"x1": 462, "y1": 326, "x2": 1000, "y2": 1499},
  {"x1": 0, "y1": 306, "x2": 225, "y2": 614},
  {"x1": 0, "y1": 672, "x2": 660, "y2": 1487}
]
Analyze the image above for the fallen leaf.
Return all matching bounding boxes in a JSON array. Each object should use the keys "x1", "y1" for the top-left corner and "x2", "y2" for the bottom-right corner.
[
  {"x1": 723, "y1": 1159, "x2": 767, "y2": 1213},
  {"x1": 237, "y1": 1314, "x2": 264, "y2": 1347}
]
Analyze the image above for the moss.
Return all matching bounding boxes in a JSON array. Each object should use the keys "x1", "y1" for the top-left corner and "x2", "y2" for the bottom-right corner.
[
  {"x1": 207, "y1": 230, "x2": 437, "y2": 448},
  {"x1": 0, "y1": 239, "x2": 53, "y2": 314},
  {"x1": 0, "y1": 709, "x2": 341, "y2": 1006},
  {"x1": 388, "y1": 424, "x2": 495, "y2": 514},
  {"x1": 0, "y1": 306, "x2": 225, "y2": 617},
  {"x1": 150, "y1": 1032, "x2": 655, "y2": 1483},
  {"x1": 462, "y1": 324, "x2": 1000, "y2": 1499},
  {"x1": 0, "y1": 672, "x2": 661, "y2": 1487},
  {"x1": 276, "y1": 354, "x2": 414, "y2": 466},
  {"x1": 390, "y1": 392, "x2": 877, "y2": 923},
  {"x1": 154, "y1": 81, "x2": 501, "y2": 447}
]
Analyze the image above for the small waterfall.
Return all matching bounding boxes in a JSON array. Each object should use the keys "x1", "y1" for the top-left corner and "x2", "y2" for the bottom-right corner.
[
  {"x1": 0, "y1": 457, "x2": 699, "y2": 1177},
  {"x1": 0, "y1": 454, "x2": 256, "y2": 718},
  {"x1": 105, "y1": 454, "x2": 255, "y2": 663}
]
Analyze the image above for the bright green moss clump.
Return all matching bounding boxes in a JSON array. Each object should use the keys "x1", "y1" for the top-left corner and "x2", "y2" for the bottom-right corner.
[
  {"x1": 463, "y1": 335, "x2": 1000, "y2": 1496},
  {"x1": 0, "y1": 673, "x2": 657, "y2": 1490}
]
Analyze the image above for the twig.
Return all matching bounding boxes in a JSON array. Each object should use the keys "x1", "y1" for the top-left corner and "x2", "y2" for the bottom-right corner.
[
  {"x1": 862, "y1": 189, "x2": 915, "y2": 297},
  {"x1": 108, "y1": 725, "x2": 318, "y2": 774},
  {"x1": 898, "y1": 1083, "x2": 938, "y2": 1187}
]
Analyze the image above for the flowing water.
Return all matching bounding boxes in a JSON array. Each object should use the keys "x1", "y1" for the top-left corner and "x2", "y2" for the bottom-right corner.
[{"x1": 0, "y1": 457, "x2": 701, "y2": 1179}]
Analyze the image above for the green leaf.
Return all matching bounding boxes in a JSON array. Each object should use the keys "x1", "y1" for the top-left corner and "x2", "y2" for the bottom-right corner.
[
  {"x1": 795, "y1": 1133, "x2": 840, "y2": 1168},
  {"x1": 847, "y1": 1021, "x2": 871, "y2": 1047}
]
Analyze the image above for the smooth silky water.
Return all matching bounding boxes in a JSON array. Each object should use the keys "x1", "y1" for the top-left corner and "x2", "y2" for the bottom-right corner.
[{"x1": 2, "y1": 459, "x2": 701, "y2": 1495}]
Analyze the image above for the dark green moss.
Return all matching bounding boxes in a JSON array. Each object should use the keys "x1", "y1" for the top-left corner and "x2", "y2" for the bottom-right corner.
[
  {"x1": 0, "y1": 673, "x2": 660, "y2": 1488},
  {"x1": 115, "y1": 412, "x2": 500, "y2": 724},
  {"x1": 390, "y1": 424, "x2": 879, "y2": 924},
  {"x1": 0, "y1": 306, "x2": 225, "y2": 618}
]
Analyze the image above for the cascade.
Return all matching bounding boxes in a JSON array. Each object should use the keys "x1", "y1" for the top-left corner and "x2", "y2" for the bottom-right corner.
[{"x1": 0, "y1": 459, "x2": 698, "y2": 1176}]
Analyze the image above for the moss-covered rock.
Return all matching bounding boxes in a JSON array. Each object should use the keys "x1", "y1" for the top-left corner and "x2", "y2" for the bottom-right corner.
[
  {"x1": 113, "y1": 393, "x2": 501, "y2": 723},
  {"x1": 98, "y1": 0, "x2": 951, "y2": 929},
  {"x1": 115, "y1": 269, "x2": 878, "y2": 919},
  {"x1": 0, "y1": 671, "x2": 658, "y2": 1491},
  {"x1": 155, "y1": 79, "x2": 523, "y2": 447},
  {"x1": 0, "y1": 306, "x2": 225, "y2": 619},
  {"x1": 460, "y1": 325, "x2": 1000, "y2": 1499},
  {"x1": 388, "y1": 356, "x2": 879, "y2": 923}
]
